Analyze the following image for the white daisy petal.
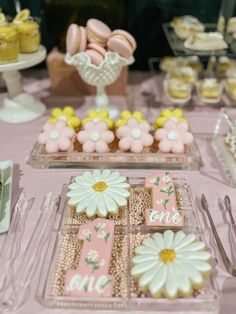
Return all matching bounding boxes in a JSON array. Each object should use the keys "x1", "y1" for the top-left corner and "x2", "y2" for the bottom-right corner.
[
  {"x1": 92, "y1": 169, "x2": 101, "y2": 182},
  {"x1": 178, "y1": 241, "x2": 205, "y2": 253},
  {"x1": 188, "y1": 260, "x2": 212, "y2": 272},
  {"x1": 163, "y1": 230, "x2": 174, "y2": 248},
  {"x1": 143, "y1": 238, "x2": 161, "y2": 251},
  {"x1": 105, "y1": 190, "x2": 128, "y2": 207},
  {"x1": 172, "y1": 231, "x2": 186, "y2": 248},
  {"x1": 83, "y1": 171, "x2": 95, "y2": 184},
  {"x1": 109, "y1": 182, "x2": 130, "y2": 189},
  {"x1": 177, "y1": 261, "x2": 203, "y2": 285},
  {"x1": 132, "y1": 254, "x2": 158, "y2": 264},
  {"x1": 106, "y1": 175, "x2": 126, "y2": 184},
  {"x1": 104, "y1": 193, "x2": 118, "y2": 214},
  {"x1": 66, "y1": 188, "x2": 92, "y2": 198},
  {"x1": 174, "y1": 234, "x2": 196, "y2": 251},
  {"x1": 177, "y1": 251, "x2": 211, "y2": 261},
  {"x1": 131, "y1": 260, "x2": 157, "y2": 276},
  {"x1": 134, "y1": 245, "x2": 156, "y2": 255},
  {"x1": 67, "y1": 190, "x2": 94, "y2": 206},
  {"x1": 85, "y1": 198, "x2": 97, "y2": 217},
  {"x1": 76, "y1": 200, "x2": 89, "y2": 214},
  {"x1": 164, "y1": 264, "x2": 178, "y2": 298},
  {"x1": 152, "y1": 233, "x2": 165, "y2": 249},
  {"x1": 75, "y1": 176, "x2": 91, "y2": 186},
  {"x1": 149, "y1": 264, "x2": 167, "y2": 295},
  {"x1": 107, "y1": 187, "x2": 130, "y2": 198},
  {"x1": 96, "y1": 194, "x2": 108, "y2": 217},
  {"x1": 139, "y1": 264, "x2": 161, "y2": 288},
  {"x1": 172, "y1": 263, "x2": 191, "y2": 294},
  {"x1": 100, "y1": 170, "x2": 112, "y2": 180},
  {"x1": 105, "y1": 171, "x2": 121, "y2": 182}
]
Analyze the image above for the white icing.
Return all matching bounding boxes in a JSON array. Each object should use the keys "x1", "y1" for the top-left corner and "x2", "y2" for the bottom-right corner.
[
  {"x1": 131, "y1": 128, "x2": 142, "y2": 139},
  {"x1": 167, "y1": 131, "x2": 178, "y2": 141},
  {"x1": 131, "y1": 230, "x2": 211, "y2": 298},
  {"x1": 90, "y1": 132, "x2": 100, "y2": 142},
  {"x1": 49, "y1": 130, "x2": 59, "y2": 140},
  {"x1": 67, "y1": 170, "x2": 130, "y2": 217}
]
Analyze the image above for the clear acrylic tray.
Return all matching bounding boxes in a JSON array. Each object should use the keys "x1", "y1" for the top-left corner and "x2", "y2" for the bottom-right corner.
[
  {"x1": 36, "y1": 175, "x2": 219, "y2": 312},
  {"x1": 29, "y1": 140, "x2": 201, "y2": 170},
  {"x1": 163, "y1": 23, "x2": 236, "y2": 58},
  {"x1": 212, "y1": 107, "x2": 236, "y2": 187}
]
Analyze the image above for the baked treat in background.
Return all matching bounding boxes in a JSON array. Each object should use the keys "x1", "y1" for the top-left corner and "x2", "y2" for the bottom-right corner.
[
  {"x1": 0, "y1": 23, "x2": 19, "y2": 64},
  {"x1": 13, "y1": 9, "x2": 40, "y2": 53},
  {"x1": 166, "y1": 78, "x2": 191, "y2": 100},
  {"x1": 184, "y1": 32, "x2": 228, "y2": 51},
  {"x1": 169, "y1": 66, "x2": 197, "y2": 84},
  {"x1": 66, "y1": 18, "x2": 136, "y2": 65},
  {"x1": 170, "y1": 15, "x2": 204, "y2": 40},
  {"x1": 198, "y1": 78, "x2": 222, "y2": 100},
  {"x1": 224, "y1": 78, "x2": 236, "y2": 101}
]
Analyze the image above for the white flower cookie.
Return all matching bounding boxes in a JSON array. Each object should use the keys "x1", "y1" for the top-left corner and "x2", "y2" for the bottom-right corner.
[
  {"x1": 131, "y1": 230, "x2": 212, "y2": 299},
  {"x1": 67, "y1": 170, "x2": 130, "y2": 217}
]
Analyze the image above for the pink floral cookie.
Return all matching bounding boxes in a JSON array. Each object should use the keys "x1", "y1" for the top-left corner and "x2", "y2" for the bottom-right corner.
[
  {"x1": 116, "y1": 118, "x2": 153, "y2": 153},
  {"x1": 38, "y1": 120, "x2": 76, "y2": 153},
  {"x1": 77, "y1": 121, "x2": 114, "y2": 153},
  {"x1": 154, "y1": 119, "x2": 193, "y2": 154}
]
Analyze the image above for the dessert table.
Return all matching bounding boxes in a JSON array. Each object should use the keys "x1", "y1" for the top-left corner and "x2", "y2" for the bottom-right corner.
[{"x1": 0, "y1": 71, "x2": 236, "y2": 313}]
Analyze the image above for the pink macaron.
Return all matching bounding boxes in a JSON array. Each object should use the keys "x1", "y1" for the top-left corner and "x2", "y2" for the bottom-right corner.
[
  {"x1": 107, "y1": 29, "x2": 137, "y2": 59},
  {"x1": 86, "y1": 18, "x2": 111, "y2": 47},
  {"x1": 66, "y1": 24, "x2": 87, "y2": 55},
  {"x1": 85, "y1": 43, "x2": 107, "y2": 66}
]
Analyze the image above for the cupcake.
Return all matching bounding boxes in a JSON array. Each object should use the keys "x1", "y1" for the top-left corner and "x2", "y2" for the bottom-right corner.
[
  {"x1": 224, "y1": 78, "x2": 236, "y2": 100},
  {"x1": 166, "y1": 78, "x2": 191, "y2": 100},
  {"x1": 198, "y1": 78, "x2": 222, "y2": 100},
  {"x1": 0, "y1": 23, "x2": 19, "y2": 64},
  {"x1": 13, "y1": 9, "x2": 40, "y2": 53},
  {"x1": 170, "y1": 66, "x2": 197, "y2": 84}
]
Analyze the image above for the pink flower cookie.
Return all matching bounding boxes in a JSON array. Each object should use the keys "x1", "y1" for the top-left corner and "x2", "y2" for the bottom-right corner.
[
  {"x1": 77, "y1": 121, "x2": 114, "y2": 153},
  {"x1": 154, "y1": 119, "x2": 193, "y2": 153},
  {"x1": 116, "y1": 118, "x2": 153, "y2": 153},
  {"x1": 38, "y1": 120, "x2": 75, "y2": 153}
]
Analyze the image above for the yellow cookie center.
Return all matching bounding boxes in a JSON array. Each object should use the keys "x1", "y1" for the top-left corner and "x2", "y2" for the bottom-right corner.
[
  {"x1": 159, "y1": 249, "x2": 176, "y2": 263},
  {"x1": 92, "y1": 181, "x2": 107, "y2": 192}
]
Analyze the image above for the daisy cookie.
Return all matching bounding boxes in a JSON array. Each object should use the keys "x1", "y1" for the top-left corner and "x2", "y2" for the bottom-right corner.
[
  {"x1": 67, "y1": 170, "x2": 130, "y2": 217},
  {"x1": 131, "y1": 230, "x2": 212, "y2": 299}
]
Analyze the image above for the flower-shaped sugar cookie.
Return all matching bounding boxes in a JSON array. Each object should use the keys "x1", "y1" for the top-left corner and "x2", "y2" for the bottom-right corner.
[
  {"x1": 116, "y1": 118, "x2": 153, "y2": 153},
  {"x1": 115, "y1": 110, "x2": 146, "y2": 128},
  {"x1": 155, "y1": 120, "x2": 193, "y2": 154},
  {"x1": 82, "y1": 109, "x2": 113, "y2": 129},
  {"x1": 154, "y1": 108, "x2": 188, "y2": 129},
  {"x1": 48, "y1": 106, "x2": 80, "y2": 130},
  {"x1": 38, "y1": 120, "x2": 76, "y2": 153},
  {"x1": 77, "y1": 121, "x2": 114, "y2": 153}
]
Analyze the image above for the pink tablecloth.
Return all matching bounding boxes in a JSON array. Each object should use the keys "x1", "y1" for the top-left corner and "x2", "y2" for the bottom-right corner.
[{"x1": 0, "y1": 73, "x2": 236, "y2": 314}]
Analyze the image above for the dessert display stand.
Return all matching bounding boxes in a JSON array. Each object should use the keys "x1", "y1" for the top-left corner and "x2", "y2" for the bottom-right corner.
[
  {"x1": 65, "y1": 52, "x2": 134, "y2": 120},
  {"x1": 0, "y1": 45, "x2": 46, "y2": 124}
]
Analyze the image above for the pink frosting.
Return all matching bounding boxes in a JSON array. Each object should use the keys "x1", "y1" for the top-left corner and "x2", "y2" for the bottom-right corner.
[
  {"x1": 38, "y1": 120, "x2": 75, "y2": 153},
  {"x1": 116, "y1": 118, "x2": 153, "y2": 153},
  {"x1": 154, "y1": 120, "x2": 193, "y2": 153},
  {"x1": 77, "y1": 121, "x2": 114, "y2": 153}
]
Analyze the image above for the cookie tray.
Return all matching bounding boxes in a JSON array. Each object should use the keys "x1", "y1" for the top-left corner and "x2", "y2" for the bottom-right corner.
[
  {"x1": 29, "y1": 140, "x2": 201, "y2": 170},
  {"x1": 36, "y1": 175, "x2": 219, "y2": 312}
]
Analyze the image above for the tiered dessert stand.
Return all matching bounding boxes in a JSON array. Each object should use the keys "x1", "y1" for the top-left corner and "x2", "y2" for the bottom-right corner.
[{"x1": 0, "y1": 45, "x2": 46, "y2": 123}]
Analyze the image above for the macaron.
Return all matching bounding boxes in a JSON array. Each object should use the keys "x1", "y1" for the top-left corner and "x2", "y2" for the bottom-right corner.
[
  {"x1": 107, "y1": 29, "x2": 137, "y2": 59},
  {"x1": 66, "y1": 24, "x2": 87, "y2": 55},
  {"x1": 86, "y1": 18, "x2": 111, "y2": 47},
  {"x1": 85, "y1": 43, "x2": 107, "y2": 66}
]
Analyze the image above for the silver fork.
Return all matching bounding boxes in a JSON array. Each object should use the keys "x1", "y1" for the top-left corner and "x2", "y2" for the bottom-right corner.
[
  {"x1": 224, "y1": 195, "x2": 236, "y2": 240},
  {"x1": 201, "y1": 194, "x2": 236, "y2": 276}
]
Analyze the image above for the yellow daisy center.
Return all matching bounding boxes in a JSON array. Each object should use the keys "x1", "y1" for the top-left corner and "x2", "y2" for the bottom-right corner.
[
  {"x1": 159, "y1": 249, "x2": 176, "y2": 263},
  {"x1": 92, "y1": 181, "x2": 107, "y2": 192}
]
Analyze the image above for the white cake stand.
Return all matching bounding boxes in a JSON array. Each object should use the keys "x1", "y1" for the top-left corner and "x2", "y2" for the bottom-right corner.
[
  {"x1": 0, "y1": 45, "x2": 46, "y2": 123},
  {"x1": 66, "y1": 52, "x2": 134, "y2": 120}
]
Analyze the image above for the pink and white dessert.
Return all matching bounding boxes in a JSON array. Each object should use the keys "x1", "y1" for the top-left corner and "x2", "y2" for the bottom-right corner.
[
  {"x1": 116, "y1": 118, "x2": 153, "y2": 153},
  {"x1": 154, "y1": 120, "x2": 193, "y2": 154},
  {"x1": 38, "y1": 120, "x2": 75, "y2": 153},
  {"x1": 77, "y1": 120, "x2": 114, "y2": 153}
]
